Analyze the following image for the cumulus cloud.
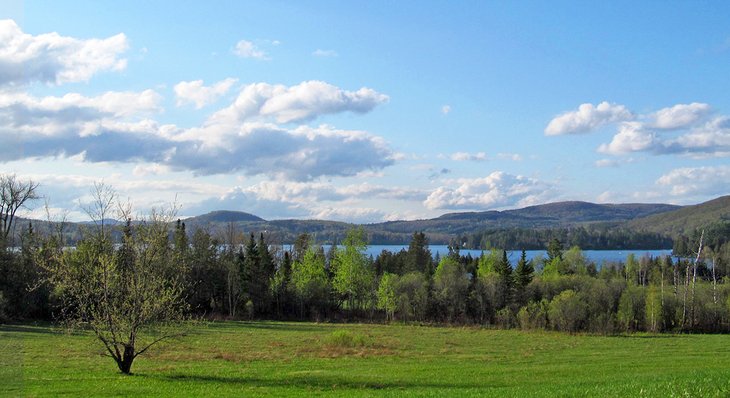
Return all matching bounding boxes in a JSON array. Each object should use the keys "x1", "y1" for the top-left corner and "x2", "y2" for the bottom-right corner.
[
  {"x1": 184, "y1": 186, "x2": 308, "y2": 220},
  {"x1": 174, "y1": 78, "x2": 237, "y2": 109},
  {"x1": 597, "y1": 122, "x2": 658, "y2": 155},
  {"x1": 233, "y1": 40, "x2": 269, "y2": 60},
  {"x1": 0, "y1": 19, "x2": 128, "y2": 86},
  {"x1": 656, "y1": 166, "x2": 730, "y2": 197},
  {"x1": 664, "y1": 116, "x2": 730, "y2": 157},
  {"x1": 650, "y1": 103, "x2": 711, "y2": 130},
  {"x1": 544, "y1": 101, "x2": 633, "y2": 136},
  {"x1": 0, "y1": 90, "x2": 394, "y2": 180},
  {"x1": 210, "y1": 80, "x2": 389, "y2": 124},
  {"x1": 243, "y1": 180, "x2": 425, "y2": 204},
  {"x1": 424, "y1": 171, "x2": 551, "y2": 210},
  {"x1": 451, "y1": 152, "x2": 487, "y2": 161},
  {"x1": 310, "y1": 206, "x2": 386, "y2": 223},
  {"x1": 548, "y1": 101, "x2": 730, "y2": 158}
]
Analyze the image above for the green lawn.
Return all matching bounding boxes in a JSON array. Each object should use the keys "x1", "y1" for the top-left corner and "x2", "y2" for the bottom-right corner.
[{"x1": 2, "y1": 321, "x2": 730, "y2": 397}]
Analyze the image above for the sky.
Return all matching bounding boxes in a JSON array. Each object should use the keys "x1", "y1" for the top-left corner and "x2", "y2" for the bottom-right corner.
[{"x1": 1, "y1": 1, "x2": 730, "y2": 223}]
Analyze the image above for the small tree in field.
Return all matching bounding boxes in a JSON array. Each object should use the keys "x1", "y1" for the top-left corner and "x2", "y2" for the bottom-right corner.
[{"x1": 45, "y1": 186, "x2": 187, "y2": 374}]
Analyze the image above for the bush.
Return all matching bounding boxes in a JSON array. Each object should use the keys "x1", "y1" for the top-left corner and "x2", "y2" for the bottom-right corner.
[
  {"x1": 517, "y1": 299, "x2": 549, "y2": 330},
  {"x1": 549, "y1": 290, "x2": 587, "y2": 333},
  {"x1": 324, "y1": 330, "x2": 373, "y2": 348},
  {"x1": 495, "y1": 308, "x2": 514, "y2": 329}
]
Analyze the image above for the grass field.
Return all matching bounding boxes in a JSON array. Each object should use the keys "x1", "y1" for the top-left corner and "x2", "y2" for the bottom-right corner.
[{"x1": 2, "y1": 321, "x2": 730, "y2": 397}]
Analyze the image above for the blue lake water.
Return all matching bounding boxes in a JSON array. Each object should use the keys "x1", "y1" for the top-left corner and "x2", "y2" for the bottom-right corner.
[{"x1": 357, "y1": 245, "x2": 673, "y2": 265}]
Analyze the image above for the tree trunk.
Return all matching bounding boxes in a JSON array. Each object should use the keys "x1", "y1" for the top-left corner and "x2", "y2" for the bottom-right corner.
[{"x1": 116, "y1": 345, "x2": 136, "y2": 375}]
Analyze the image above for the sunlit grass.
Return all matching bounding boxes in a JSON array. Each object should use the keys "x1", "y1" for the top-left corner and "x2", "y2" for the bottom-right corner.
[{"x1": 2, "y1": 321, "x2": 729, "y2": 397}]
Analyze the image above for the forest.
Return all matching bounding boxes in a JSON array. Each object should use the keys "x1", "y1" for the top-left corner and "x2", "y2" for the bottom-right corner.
[{"x1": 1, "y1": 177, "x2": 730, "y2": 335}]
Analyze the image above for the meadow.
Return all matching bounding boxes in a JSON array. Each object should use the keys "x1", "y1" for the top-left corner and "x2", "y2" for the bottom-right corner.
[{"x1": 2, "y1": 321, "x2": 730, "y2": 397}]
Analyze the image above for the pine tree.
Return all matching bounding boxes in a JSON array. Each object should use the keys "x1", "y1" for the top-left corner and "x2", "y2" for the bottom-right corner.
[{"x1": 514, "y1": 250, "x2": 534, "y2": 288}]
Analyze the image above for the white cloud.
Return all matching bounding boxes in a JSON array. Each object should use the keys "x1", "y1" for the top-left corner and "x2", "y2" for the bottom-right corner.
[
  {"x1": 210, "y1": 80, "x2": 389, "y2": 125},
  {"x1": 450, "y1": 152, "x2": 487, "y2": 161},
  {"x1": 656, "y1": 166, "x2": 730, "y2": 197},
  {"x1": 548, "y1": 101, "x2": 730, "y2": 158},
  {"x1": 233, "y1": 40, "x2": 269, "y2": 60},
  {"x1": 184, "y1": 186, "x2": 308, "y2": 220},
  {"x1": 650, "y1": 102, "x2": 711, "y2": 130},
  {"x1": 310, "y1": 206, "x2": 386, "y2": 224},
  {"x1": 174, "y1": 78, "x2": 237, "y2": 109},
  {"x1": 0, "y1": 19, "x2": 128, "y2": 86},
  {"x1": 594, "y1": 159, "x2": 619, "y2": 168},
  {"x1": 312, "y1": 49, "x2": 337, "y2": 57},
  {"x1": 0, "y1": 81, "x2": 395, "y2": 181},
  {"x1": 597, "y1": 122, "x2": 658, "y2": 155},
  {"x1": 132, "y1": 163, "x2": 170, "y2": 176},
  {"x1": 545, "y1": 101, "x2": 633, "y2": 136},
  {"x1": 424, "y1": 171, "x2": 551, "y2": 210},
  {"x1": 665, "y1": 116, "x2": 730, "y2": 157}
]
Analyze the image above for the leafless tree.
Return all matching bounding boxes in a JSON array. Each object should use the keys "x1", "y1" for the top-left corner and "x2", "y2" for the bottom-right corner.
[
  {"x1": 0, "y1": 174, "x2": 40, "y2": 243},
  {"x1": 81, "y1": 181, "x2": 116, "y2": 238}
]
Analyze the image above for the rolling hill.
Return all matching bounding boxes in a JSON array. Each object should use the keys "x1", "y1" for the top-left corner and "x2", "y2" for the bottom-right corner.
[
  {"x1": 178, "y1": 200, "x2": 684, "y2": 244},
  {"x1": 627, "y1": 195, "x2": 730, "y2": 237},
  {"x1": 12, "y1": 197, "x2": 727, "y2": 247}
]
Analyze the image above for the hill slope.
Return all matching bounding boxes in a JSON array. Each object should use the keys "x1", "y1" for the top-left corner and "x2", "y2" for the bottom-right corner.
[{"x1": 627, "y1": 195, "x2": 730, "y2": 237}]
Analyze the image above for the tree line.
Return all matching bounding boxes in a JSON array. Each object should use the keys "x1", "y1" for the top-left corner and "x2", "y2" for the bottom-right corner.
[
  {"x1": 464, "y1": 225, "x2": 673, "y2": 250},
  {"x1": 2, "y1": 177, "x2": 730, "y2": 372}
]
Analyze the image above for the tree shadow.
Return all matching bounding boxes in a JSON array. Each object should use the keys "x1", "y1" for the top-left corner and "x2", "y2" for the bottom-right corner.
[
  {"x1": 208, "y1": 321, "x2": 333, "y2": 333},
  {"x1": 610, "y1": 333, "x2": 687, "y2": 339},
  {"x1": 0, "y1": 324, "x2": 60, "y2": 335},
  {"x1": 140, "y1": 372, "x2": 497, "y2": 391}
]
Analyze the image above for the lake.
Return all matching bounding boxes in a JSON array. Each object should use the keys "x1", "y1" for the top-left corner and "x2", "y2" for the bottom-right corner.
[{"x1": 355, "y1": 245, "x2": 673, "y2": 265}]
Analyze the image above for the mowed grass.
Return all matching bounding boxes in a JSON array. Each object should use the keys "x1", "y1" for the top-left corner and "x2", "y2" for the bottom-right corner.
[{"x1": 2, "y1": 321, "x2": 730, "y2": 397}]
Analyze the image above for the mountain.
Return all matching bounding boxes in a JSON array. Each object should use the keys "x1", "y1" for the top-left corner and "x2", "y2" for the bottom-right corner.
[
  {"x1": 627, "y1": 195, "x2": 730, "y2": 237},
  {"x1": 178, "y1": 201, "x2": 683, "y2": 245},
  {"x1": 504, "y1": 201, "x2": 681, "y2": 223},
  {"x1": 188, "y1": 210, "x2": 264, "y2": 223},
  {"x1": 13, "y1": 197, "x2": 726, "y2": 247}
]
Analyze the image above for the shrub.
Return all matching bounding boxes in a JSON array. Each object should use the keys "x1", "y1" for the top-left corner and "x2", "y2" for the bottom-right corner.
[
  {"x1": 324, "y1": 330, "x2": 373, "y2": 348},
  {"x1": 517, "y1": 299, "x2": 549, "y2": 330},
  {"x1": 548, "y1": 290, "x2": 587, "y2": 333}
]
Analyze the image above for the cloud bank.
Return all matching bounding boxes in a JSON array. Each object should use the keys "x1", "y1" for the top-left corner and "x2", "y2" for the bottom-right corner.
[{"x1": 0, "y1": 19, "x2": 128, "y2": 87}]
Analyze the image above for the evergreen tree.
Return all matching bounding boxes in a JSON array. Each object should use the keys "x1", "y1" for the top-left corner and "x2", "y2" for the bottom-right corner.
[
  {"x1": 547, "y1": 238, "x2": 564, "y2": 262},
  {"x1": 514, "y1": 250, "x2": 534, "y2": 288},
  {"x1": 494, "y1": 250, "x2": 513, "y2": 309},
  {"x1": 405, "y1": 232, "x2": 432, "y2": 274}
]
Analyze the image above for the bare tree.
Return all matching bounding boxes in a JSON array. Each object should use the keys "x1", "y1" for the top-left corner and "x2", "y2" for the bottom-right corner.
[
  {"x1": 0, "y1": 174, "x2": 40, "y2": 243},
  {"x1": 81, "y1": 181, "x2": 116, "y2": 238}
]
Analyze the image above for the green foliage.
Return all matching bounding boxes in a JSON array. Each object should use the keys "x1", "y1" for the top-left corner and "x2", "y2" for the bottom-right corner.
[
  {"x1": 433, "y1": 257, "x2": 469, "y2": 322},
  {"x1": 376, "y1": 273, "x2": 398, "y2": 321},
  {"x1": 331, "y1": 227, "x2": 374, "y2": 312},
  {"x1": 517, "y1": 299, "x2": 550, "y2": 330},
  {"x1": 290, "y1": 247, "x2": 330, "y2": 319},
  {"x1": 617, "y1": 285, "x2": 646, "y2": 332},
  {"x1": 548, "y1": 290, "x2": 588, "y2": 333},
  {"x1": 405, "y1": 232, "x2": 432, "y2": 274},
  {"x1": 393, "y1": 272, "x2": 429, "y2": 321},
  {"x1": 547, "y1": 238, "x2": 563, "y2": 262}
]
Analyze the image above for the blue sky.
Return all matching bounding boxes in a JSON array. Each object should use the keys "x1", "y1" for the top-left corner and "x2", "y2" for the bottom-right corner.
[{"x1": 2, "y1": 1, "x2": 729, "y2": 222}]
